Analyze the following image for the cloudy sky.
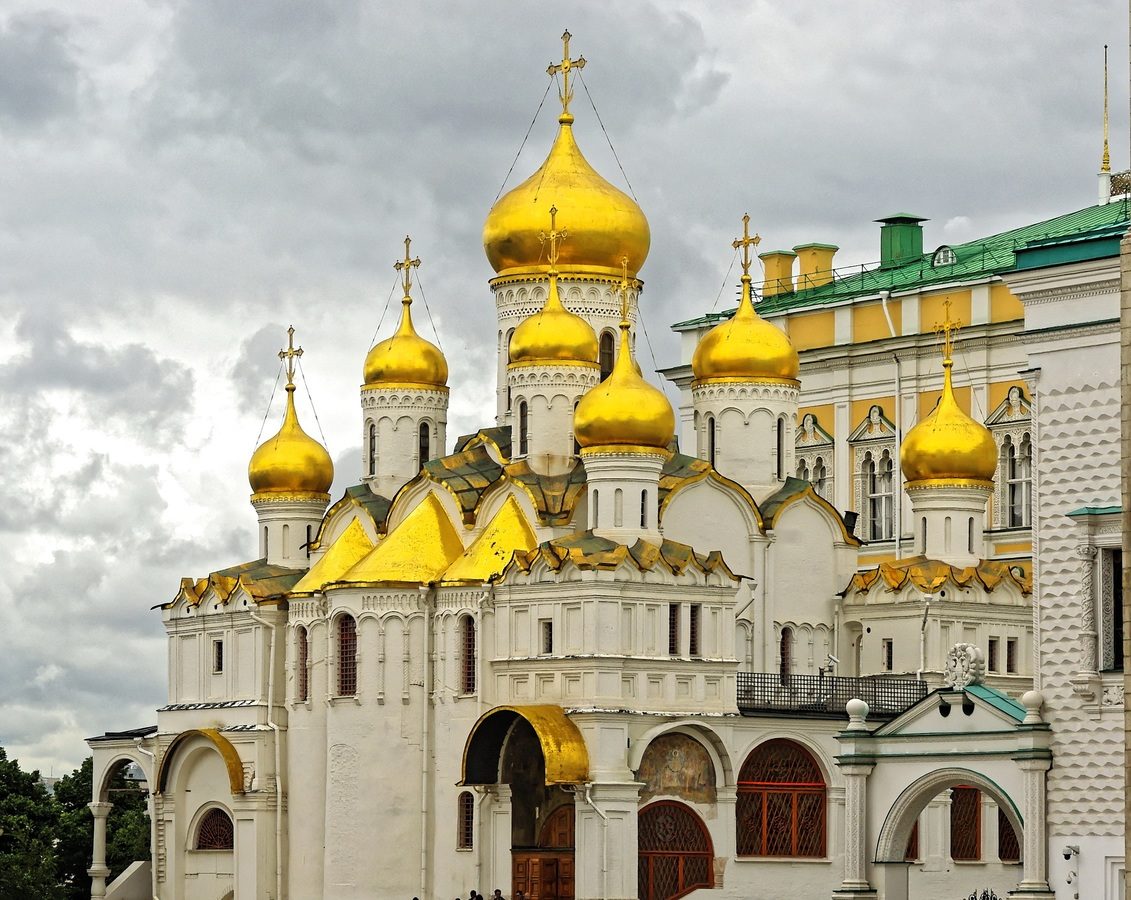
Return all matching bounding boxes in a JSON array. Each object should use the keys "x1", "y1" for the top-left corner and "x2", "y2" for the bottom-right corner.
[{"x1": 0, "y1": 1, "x2": 1122, "y2": 775}]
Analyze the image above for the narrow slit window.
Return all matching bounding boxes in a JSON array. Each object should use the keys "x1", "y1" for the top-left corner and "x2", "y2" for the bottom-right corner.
[
  {"x1": 368, "y1": 422, "x2": 377, "y2": 475},
  {"x1": 881, "y1": 638, "x2": 894, "y2": 672},
  {"x1": 460, "y1": 616, "x2": 477, "y2": 694},
  {"x1": 1006, "y1": 638, "x2": 1018, "y2": 674},
  {"x1": 668, "y1": 604, "x2": 680, "y2": 656},
  {"x1": 987, "y1": 637, "x2": 999, "y2": 673},
  {"x1": 640, "y1": 490, "x2": 648, "y2": 528},
  {"x1": 457, "y1": 791, "x2": 474, "y2": 850},
  {"x1": 338, "y1": 615, "x2": 358, "y2": 696},
  {"x1": 296, "y1": 626, "x2": 309, "y2": 702},
  {"x1": 541, "y1": 620, "x2": 554, "y2": 655},
  {"x1": 689, "y1": 605, "x2": 701, "y2": 657},
  {"x1": 212, "y1": 639, "x2": 224, "y2": 674},
  {"x1": 418, "y1": 421, "x2": 430, "y2": 465},
  {"x1": 518, "y1": 402, "x2": 529, "y2": 455}
]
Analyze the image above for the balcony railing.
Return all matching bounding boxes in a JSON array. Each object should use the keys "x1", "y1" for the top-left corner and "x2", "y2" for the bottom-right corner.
[{"x1": 737, "y1": 672, "x2": 927, "y2": 719}]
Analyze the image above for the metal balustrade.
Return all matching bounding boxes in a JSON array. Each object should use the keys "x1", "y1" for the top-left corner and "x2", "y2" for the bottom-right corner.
[{"x1": 736, "y1": 672, "x2": 927, "y2": 719}]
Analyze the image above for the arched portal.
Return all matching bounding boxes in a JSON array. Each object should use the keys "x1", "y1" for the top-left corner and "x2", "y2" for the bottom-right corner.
[{"x1": 638, "y1": 801, "x2": 714, "y2": 900}]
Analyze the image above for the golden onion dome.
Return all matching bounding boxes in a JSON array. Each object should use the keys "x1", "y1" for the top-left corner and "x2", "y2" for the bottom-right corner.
[
  {"x1": 901, "y1": 358, "x2": 996, "y2": 485},
  {"x1": 483, "y1": 115, "x2": 650, "y2": 278},
  {"x1": 574, "y1": 305, "x2": 674, "y2": 451},
  {"x1": 363, "y1": 297, "x2": 448, "y2": 389},
  {"x1": 509, "y1": 270, "x2": 598, "y2": 365},
  {"x1": 248, "y1": 384, "x2": 334, "y2": 498},
  {"x1": 692, "y1": 273, "x2": 799, "y2": 383}
]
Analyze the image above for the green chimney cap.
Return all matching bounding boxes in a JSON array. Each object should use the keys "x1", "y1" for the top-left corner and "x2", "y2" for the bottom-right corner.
[{"x1": 875, "y1": 213, "x2": 929, "y2": 225}]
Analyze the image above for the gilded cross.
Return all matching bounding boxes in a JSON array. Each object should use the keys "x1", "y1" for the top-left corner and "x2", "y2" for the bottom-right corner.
[
  {"x1": 618, "y1": 256, "x2": 631, "y2": 323},
  {"x1": 394, "y1": 235, "x2": 421, "y2": 298},
  {"x1": 278, "y1": 325, "x2": 303, "y2": 386},
  {"x1": 547, "y1": 30, "x2": 586, "y2": 118},
  {"x1": 732, "y1": 213, "x2": 761, "y2": 278},
  {"x1": 935, "y1": 298, "x2": 962, "y2": 361},
  {"x1": 539, "y1": 206, "x2": 567, "y2": 268}
]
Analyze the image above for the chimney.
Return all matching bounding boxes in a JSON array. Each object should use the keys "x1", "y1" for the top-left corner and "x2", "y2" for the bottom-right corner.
[
  {"x1": 793, "y1": 243, "x2": 839, "y2": 290},
  {"x1": 876, "y1": 214, "x2": 927, "y2": 269},
  {"x1": 759, "y1": 249, "x2": 796, "y2": 297}
]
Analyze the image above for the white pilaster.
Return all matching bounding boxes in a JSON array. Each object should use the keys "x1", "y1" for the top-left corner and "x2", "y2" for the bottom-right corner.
[
  {"x1": 88, "y1": 801, "x2": 113, "y2": 899},
  {"x1": 574, "y1": 782, "x2": 641, "y2": 900}
]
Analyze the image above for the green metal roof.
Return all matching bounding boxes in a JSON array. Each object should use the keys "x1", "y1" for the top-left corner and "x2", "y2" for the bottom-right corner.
[
  {"x1": 673, "y1": 199, "x2": 1131, "y2": 328},
  {"x1": 1066, "y1": 505, "x2": 1122, "y2": 517},
  {"x1": 965, "y1": 684, "x2": 1027, "y2": 723}
]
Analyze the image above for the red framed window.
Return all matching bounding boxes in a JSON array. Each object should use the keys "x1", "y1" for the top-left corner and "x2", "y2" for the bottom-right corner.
[
  {"x1": 457, "y1": 791, "x2": 474, "y2": 849},
  {"x1": 638, "y1": 801, "x2": 713, "y2": 900},
  {"x1": 296, "y1": 626, "x2": 309, "y2": 702},
  {"x1": 737, "y1": 739, "x2": 826, "y2": 858},
  {"x1": 195, "y1": 808, "x2": 234, "y2": 850},
  {"x1": 950, "y1": 786, "x2": 981, "y2": 861},
  {"x1": 338, "y1": 615, "x2": 357, "y2": 696},
  {"x1": 460, "y1": 615, "x2": 477, "y2": 694}
]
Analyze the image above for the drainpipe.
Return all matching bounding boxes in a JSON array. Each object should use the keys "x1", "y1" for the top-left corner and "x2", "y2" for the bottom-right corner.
[
  {"x1": 250, "y1": 610, "x2": 284, "y2": 900},
  {"x1": 582, "y1": 784, "x2": 609, "y2": 900},
  {"x1": 419, "y1": 586, "x2": 435, "y2": 900},
  {"x1": 132, "y1": 738, "x2": 159, "y2": 900},
  {"x1": 880, "y1": 290, "x2": 903, "y2": 558},
  {"x1": 916, "y1": 596, "x2": 932, "y2": 680}
]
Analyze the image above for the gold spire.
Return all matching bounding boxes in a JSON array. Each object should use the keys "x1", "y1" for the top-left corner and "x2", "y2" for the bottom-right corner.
[
  {"x1": 509, "y1": 206, "x2": 599, "y2": 365},
  {"x1": 900, "y1": 301, "x2": 997, "y2": 486},
  {"x1": 548, "y1": 29, "x2": 586, "y2": 124},
  {"x1": 1102, "y1": 44, "x2": 1111, "y2": 173},
  {"x1": 573, "y1": 256, "x2": 675, "y2": 451},
  {"x1": 692, "y1": 214, "x2": 799, "y2": 384},
  {"x1": 363, "y1": 236, "x2": 449, "y2": 388},
  {"x1": 248, "y1": 326, "x2": 334, "y2": 499}
]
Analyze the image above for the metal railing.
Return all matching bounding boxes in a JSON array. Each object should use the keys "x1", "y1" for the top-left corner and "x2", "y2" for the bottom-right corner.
[{"x1": 736, "y1": 672, "x2": 927, "y2": 719}]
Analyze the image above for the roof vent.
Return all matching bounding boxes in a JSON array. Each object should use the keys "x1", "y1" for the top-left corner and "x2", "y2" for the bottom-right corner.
[{"x1": 876, "y1": 214, "x2": 927, "y2": 270}]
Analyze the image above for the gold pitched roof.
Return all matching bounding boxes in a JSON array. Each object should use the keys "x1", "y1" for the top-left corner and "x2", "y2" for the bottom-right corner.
[
  {"x1": 337, "y1": 493, "x2": 463, "y2": 585},
  {"x1": 845, "y1": 556, "x2": 1031, "y2": 597},
  {"x1": 442, "y1": 495, "x2": 537, "y2": 583},
  {"x1": 292, "y1": 518, "x2": 375, "y2": 594},
  {"x1": 508, "y1": 530, "x2": 735, "y2": 580},
  {"x1": 169, "y1": 559, "x2": 303, "y2": 608}
]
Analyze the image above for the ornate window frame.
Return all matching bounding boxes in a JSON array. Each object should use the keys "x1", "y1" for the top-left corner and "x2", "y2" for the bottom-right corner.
[
  {"x1": 795, "y1": 412, "x2": 834, "y2": 501},
  {"x1": 848, "y1": 405, "x2": 897, "y2": 543},
  {"x1": 985, "y1": 386, "x2": 1032, "y2": 529},
  {"x1": 1068, "y1": 508, "x2": 1123, "y2": 707}
]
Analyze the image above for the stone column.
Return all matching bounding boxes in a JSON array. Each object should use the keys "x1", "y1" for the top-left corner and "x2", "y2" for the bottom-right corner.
[
  {"x1": 1071, "y1": 544, "x2": 1099, "y2": 699},
  {"x1": 490, "y1": 784, "x2": 513, "y2": 895},
  {"x1": 833, "y1": 762, "x2": 877, "y2": 897},
  {"x1": 574, "y1": 782, "x2": 641, "y2": 900},
  {"x1": 715, "y1": 786, "x2": 737, "y2": 888},
  {"x1": 88, "y1": 801, "x2": 113, "y2": 899},
  {"x1": 1012, "y1": 757, "x2": 1054, "y2": 898}
]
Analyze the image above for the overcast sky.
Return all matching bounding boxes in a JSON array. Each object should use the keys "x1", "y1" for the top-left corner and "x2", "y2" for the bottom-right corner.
[{"x1": 0, "y1": 1, "x2": 1122, "y2": 775}]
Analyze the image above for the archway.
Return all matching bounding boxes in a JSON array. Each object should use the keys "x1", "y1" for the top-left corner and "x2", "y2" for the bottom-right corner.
[
  {"x1": 92, "y1": 756, "x2": 154, "y2": 896},
  {"x1": 638, "y1": 801, "x2": 714, "y2": 900}
]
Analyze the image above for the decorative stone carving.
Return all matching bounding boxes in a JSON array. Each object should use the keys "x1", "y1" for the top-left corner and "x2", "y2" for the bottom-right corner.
[
  {"x1": 1076, "y1": 545, "x2": 1098, "y2": 674},
  {"x1": 637, "y1": 733, "x2": 716, "y2": 803},
  {"x1": 1102, "y1": 683, "x2": 1124, "y2": 707},
  {"x1": 943, "y1": 642, "x2": 986, "y2": 688}
]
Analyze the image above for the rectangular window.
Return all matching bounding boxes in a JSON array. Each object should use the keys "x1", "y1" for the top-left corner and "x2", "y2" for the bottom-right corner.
[
  {"x1": 950, "y1": 786, "x2": 982, "y2": 861},
  {"x1": 668, "y1": 604, "x2": 680, "y2": 656},
  {"x1": 540, "y1": 620, "x2": 553, "y2": 655},
  {"x1": 1006, "y1": 638, "x2": 1018, "y2": 674},
  {"x1": 689, "y1": 605, "x2": 701, "y2": 657},
  {"x1": 212, "y1": 639, "x2": 224, "y2": 674},
  {"x1": 1101, "y1": 548, "x2": 1124, "y2": 672},
  {"x1": 881, "y1": 638, "x2": 893, "y2": 672},
  {"x1": 987, "y1": 638, "x2": 999, "y2": 673}
]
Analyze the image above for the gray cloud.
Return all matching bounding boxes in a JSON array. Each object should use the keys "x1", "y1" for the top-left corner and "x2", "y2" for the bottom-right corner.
[{"x1": 0, "y1": 11, "x2": 80, "y2": 128}]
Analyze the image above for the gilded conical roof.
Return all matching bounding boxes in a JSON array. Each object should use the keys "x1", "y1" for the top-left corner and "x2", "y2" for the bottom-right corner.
[
  {"x1": 509, "y1": 270, "x2": 598, "y2": 366},
  {"x1": 692, "y1": 274, "x2": 799, "y2": 384},
  {"x1": 248, "y1": 383, "x2": 334, "y2": 498}
]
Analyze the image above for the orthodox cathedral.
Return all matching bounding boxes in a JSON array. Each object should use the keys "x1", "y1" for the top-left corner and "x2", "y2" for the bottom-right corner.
[{"x1": 87, "y1": 33, "x2": 1126, "y2": 900}]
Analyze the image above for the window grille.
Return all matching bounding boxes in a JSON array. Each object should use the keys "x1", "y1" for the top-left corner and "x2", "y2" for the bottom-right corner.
[
  {"x1": 518, "y1": 402, "x2": 529, "y2": 455},
  {"x1": 779, "y1": 628, "x2": 793, "y2": 685},
  {"x1": 541, "y1": 620, "x2": 553, "y2": 655},
  {"x1": 997, "y1": 807, "x2": 1020, "y2": 862},
  {"x1": 296, "y1": 626, "x2": 309, "y2": 702},
  {"x1": 457, "y1": 791, "x2": 474, "y2": 850},
  {"x1": 338, "y1": 615, "x2": 358, "y2": 696},
  {"x1": 737, "y1": 739, "x2": 826, "y2": 858},
  {"x1": 689, "y1": 605, "x2": 701, "y2": 657},
  {"x1": 668, "y1": 604, "x2": 680, "y2": 656},
  {"x1": 638, "y1": 802, "x2": 714, "y2": 898},
  {"x1": 950, "y1": 786, "x2": 981, "y2": 861},
  {"x1": 1101, "y1": 548, "x2": 1124, "y2": 671},
  {"x1": 195, "y1": 808, "x2": 234, "y2": 850},
  {"x1": 460, "y1": 616, "x2": 476, "y2": 694},
  {"x1": 212, "y1": 639, "x2": 223, "y2": 674}
]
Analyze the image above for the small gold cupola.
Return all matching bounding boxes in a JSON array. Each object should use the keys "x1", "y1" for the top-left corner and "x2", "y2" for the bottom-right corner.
[
  {"x1": 508, "y1": 206, "x2": 599, "y2": 366},
  {"x1": 692, "y1": 215, "x2": 800, "y2": 384},
  {"x1": 574, "y1": 259, "x2": 675, "y2": 451},
  {"x1": 363, "y1": 237, "x2": 448, "y2": 389},
  {"x1": 483, "y1": 31, "x2": 650, "y2": 278},
  {"x1": 900, "y1": 303, "x2": 996, "y2": 486},
  {"x1": 248, "y1": 327, "x2": 334, "y2": 499}
]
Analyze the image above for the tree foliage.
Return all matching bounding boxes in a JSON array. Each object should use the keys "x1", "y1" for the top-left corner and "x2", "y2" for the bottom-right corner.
[{"x1": 0, "y1": 746, "x2": 62, "y2": 899}]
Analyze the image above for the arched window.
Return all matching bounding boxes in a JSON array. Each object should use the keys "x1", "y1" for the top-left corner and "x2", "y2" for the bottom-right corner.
[
  {"x1": 1007, "y1": 433, "x2": 1032, "y2": 527},
  {"x1": 296, "y1": 626, "x2": 310, "y2": 702},
  {"x1": 796, "y1": 459, "x2": 810, "y2": 482},
  {"x1": 592, "y1": 489, "x2": 600, "y2": 527},
  {"x1": 921, "y1": 517, "x2": 928, "y2": 553},
  {"x1": 776, "y1": 418, "x2": 785, "y2": 480},
  {"x1": 639, "y1": 801, "x2": 714, "y2": 899},
  {"x1": 737, "y1": 739, "x2": 826, "y2": 858},
  {"x1": 779, "y1": 627, "x2": 793, "y2": 686},
  {"x1": 707, "y1": 416, "x2": 717, "y2": 467},
  {"x1": 518, "y1": 402, "x2": 529, "y2": 455},
  {"x1": 968, "y1": 517, "x2": 975, "y2": 555},
  {"x1": 262, "y1": 526, "x2": 268, "y2": 558},
  {"x1": 418, "y1": 422, "x2": 430, "y2": 465},
  {"x1": 195, "y1": 808, "x2": 234, "y2": 850},
  {"x1": 460, "y1": 615, "x2": 476, "y2": 694},
  {"x1": 614, "y1": 488, "x2": 624, "y2": 527},
  {"x1": 866, "y1": 451, "x2": 894, "y2": 541},
  {"x1": 640, "y1": 489, "x2": 648, "y2": 528},
  {"x1": 457, "y1": 791, "x2": 474, "y2": 850},
  {"x1": 599, "y1": 331, "x2": 615, "y2": 381},
  {"x1": 812, "y1": 457, "x2": 828, "y2": 499},
  {"x1": 338, "y1": 615, "x2": 357, "y2": 696},
  {"x1": 367, "y1": 422, "x2": 377, "y2": 475}
]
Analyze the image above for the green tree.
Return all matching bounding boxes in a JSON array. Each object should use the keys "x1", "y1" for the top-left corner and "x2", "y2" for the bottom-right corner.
[{"x1": 0, "y1": 746, "x2": 62, "y2": 899}]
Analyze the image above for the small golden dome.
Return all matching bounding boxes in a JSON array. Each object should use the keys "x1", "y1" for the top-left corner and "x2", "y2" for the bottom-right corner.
[
  {"x1": 692, "y1": 273, "x2": 799, "y2": 383},
  {"x1": 509, "y1": 271, "x2": 598, "y2": 365},
  {"x1": 363, "y1": 298, "x2": 448, "y2": 388},
  {"x1": 901, "y1": 359, "x2": 996, "y2": 485},
  {"x1": 248, "y1": 384, "x2": 334, "y2": 497},
  {"x1": 574, "y1": 304, "x2": 674, "y2": 450},
  {"x1": 483, "y1": 118, "x2": 650, "y2": 277}
]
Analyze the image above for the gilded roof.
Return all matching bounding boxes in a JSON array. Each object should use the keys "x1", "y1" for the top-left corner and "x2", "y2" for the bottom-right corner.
[
  {"x1": 422, "y1": 446, "x2": 505, "y2": 526},
  {"x1": 173, "y1": 558, "x2": 303, "y2": 608},
  {"x1": 760, "y1": 476, "x2": 862, "y2": 545},
  {"x1": 442, "y1": 495, "x2": 538, "y2": 583},
  {"x1": 313, "y1": 483, "x2": 391, "y2": 548},
  {"x1": 509, "y1": 530, "x2": 735, "y2": 580},
  {"x1": 505, "y1": 458, "x2": 587, "y2": 526},
  {"x1": 845, "y1": 555, "x2": 1031, "y2": 597},
  {"x1": 454, "y1": 426, "x2": 513, "y2": 461},
  {"x1": 292, "y1": 518, "x2": 375, "y2": 594}
]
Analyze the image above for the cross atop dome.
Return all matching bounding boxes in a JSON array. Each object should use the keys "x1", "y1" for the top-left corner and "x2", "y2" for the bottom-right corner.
[
  {"x1": 934, "y1": 298, "x2": 961, "y2": 363},
  {"x1": 618, "y1": 256, "x2": 631, "y2": 323},
  {"x1": 732, "y1": 213, "x2": 761, "y2": 279},
  {"x1": 394, "y1": 235, "x2": 421, "y2": 300},
  {"x1": 548, "y1": 29, "x2": 586, "y2": 122},
  {"x1": 278, "y1": 325, "x2": 303, "y2": 388},
  {"x1": 539, "y1": 206, "x2": 567, "y2": 269}
]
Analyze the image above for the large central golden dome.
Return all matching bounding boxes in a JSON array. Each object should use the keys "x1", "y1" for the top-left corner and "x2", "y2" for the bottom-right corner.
[
  {"x1": 901, "y1": 358, "x2": 996, "y2": 485},
  {"x1": 483, "y1": 115, "x2": 650, "y2": 278}
]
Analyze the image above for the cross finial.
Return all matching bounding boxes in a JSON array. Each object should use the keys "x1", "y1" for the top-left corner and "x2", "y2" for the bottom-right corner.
[
  {"x1": 935, "y1": 298, "x2": 962, "y2": 363},
  {"x1": 732, "y1": 213, "x2": 761, "y2": 278},
  {"x1": 394, "y1": 234, "x2": 421, "y2": 300},
  {"x1": 547, "y1": 29, "x2": 586, "y2": 121},
  {"x1": 1102, "y1": 44, "x2": 1111, "y2": 173},
  {"x1": 278, "y1": 325, "x2": 304, "y2": 387},
  {"x1": 539, "y1": 205, "x2": 567, "y2": 269},
  {"x1": 618, "y1": 257, "x2": 631, "y2": 325}
]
